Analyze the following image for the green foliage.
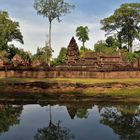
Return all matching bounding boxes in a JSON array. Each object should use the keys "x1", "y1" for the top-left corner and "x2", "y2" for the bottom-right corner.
[
  {"x1": 76, "y1": 108, "x2": 89, "y2": 119},
  {"x1": 33, "y1": 42, "x2": 53, "y2": 65},
  {"x1": 94, "y1": 40, "x2": 117, "y2": 55},
  {"x1": 51, "y1": 47, "x2": 67, "y2": 66},
  {"x1": 0, "y1": 105, "x2": 22, "y2": 134},
  {"x1": 101, "y1": 3, "x2": 140, "y2": 52},
  {"x1": 100, "y1": 105, "x2": 140, "y2": 140},
  {"x1": 0, "y1": 11, "x2": 23, "y2": 51},
  {"x1": 34, "y1": 0, "x2": 75, "y2": 23},
  {"x1": 76, "y1": 26, "x2": 89, "y2": 47},
  {"x1": 7, "y1": 45, "x2": 19, "y2": 60},
  {"x1": 7, "y1": 45, "x2": 32, "y2": 64},
  {"x1": 125, "y1": 52, "x2": 139, "y2": 63},
  {"x1": 34, "y1": 0, "x2": 74, "y2": 48},
  {"x1": 80, "y1": 46, "x2": 92, "y2": 58},
  {"x1": 19, "y1": 50, "x2": 32, "y2": 64},
  {"x1": 105, "y1": 36, "x2": 119, "y2": 48}
]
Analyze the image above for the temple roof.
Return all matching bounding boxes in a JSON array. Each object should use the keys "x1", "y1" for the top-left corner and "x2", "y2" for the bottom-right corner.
[{"x1": 65, "y1": 37, "x2": 80, "y2": 63}]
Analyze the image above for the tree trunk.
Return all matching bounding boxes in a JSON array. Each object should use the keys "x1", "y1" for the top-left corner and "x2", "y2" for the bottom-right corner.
[
  {"x1": 48, "y1": 21, "x2": 52, "y2": 66},
  {"x1": 49, "y1": 21, "x2": 52, "y2": 49},
  {"x1": 128, "y1": 37, "x2": 133, "y2": 52},
  {"x1": 117, "y1": 33, "x2": 122, "y2": 49},
  {"x1": 49, "y1": 105, "x2": 52, "y2": 123},
  {"x1": 83, "y1": 41, "x2": 85, "y2": 47}
]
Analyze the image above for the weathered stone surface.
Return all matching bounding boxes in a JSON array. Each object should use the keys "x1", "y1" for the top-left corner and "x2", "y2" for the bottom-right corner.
[
  {"x1": 32, "y1": 59, "x2": 42, "y2": 67},
  {"x1": 12, "y1": 54, "x2": 23, "y2": 67},
  {"x1": 63, "y1": 37, "x2": 126, "y2": 68},
  {"x1": 65, "y1": 37, "x2": 80, "y2": 64},
  {"x1": 1, "y1": 70, "x2": 140, "y2": 78}
]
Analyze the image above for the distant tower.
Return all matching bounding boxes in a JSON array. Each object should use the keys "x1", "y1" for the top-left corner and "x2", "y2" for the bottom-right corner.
[{"x1": 65, "y1": 37, "x2": 80, "y2": 64}]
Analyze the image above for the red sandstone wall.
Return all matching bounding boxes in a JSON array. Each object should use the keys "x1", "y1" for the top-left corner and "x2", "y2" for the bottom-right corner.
[{"x1": 0, "y1": 70, "x2": 140, "y2": 79}]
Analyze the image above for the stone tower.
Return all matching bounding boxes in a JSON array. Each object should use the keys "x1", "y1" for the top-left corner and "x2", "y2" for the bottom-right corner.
[{"x1": 65, "y1": 37, "x2": 80, "y2": 64}]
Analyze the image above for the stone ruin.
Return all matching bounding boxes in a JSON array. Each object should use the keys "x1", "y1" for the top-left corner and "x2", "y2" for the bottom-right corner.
[
  {"x1": 59, "y1": 37, "x2": 127, "y2": 69},
  {"x1": 65, "y1": 37, "x2": 80, "y2": 64},
  {"x1": 12, "y1": 54, "x2": 23, "y2": 67},
  {"x1": 32, "y1": 59, "x2": 42, "y2": 67}
]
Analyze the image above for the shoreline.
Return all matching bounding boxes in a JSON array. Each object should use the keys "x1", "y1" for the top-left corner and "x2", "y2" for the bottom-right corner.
[{"x1": 0, "y1": 78, "x2": 140, "y2": 103}]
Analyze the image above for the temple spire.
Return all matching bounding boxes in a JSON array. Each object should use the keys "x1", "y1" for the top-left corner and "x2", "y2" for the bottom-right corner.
[{"x1": 65, "y1": 37, "x2": 80, "y2": 64}]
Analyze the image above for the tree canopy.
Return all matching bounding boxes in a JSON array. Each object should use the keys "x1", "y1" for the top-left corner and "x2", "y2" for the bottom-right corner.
[
  {"x1": 94, "y1": 40, "x2": 117, "y2": 55},
  {"x1": 52, "y1": 47, "x2": 67, "y2": 66},
  {"x1": 34, "y1": 0, "x2": 75, "y2": 49},
  {"x1": 100, "y1": 3, "x2": 140, "y2": 52},
  {"x1": 76, "y1": 26, "x2": 89, "y2": 47},
  {"x1": 0, "y1": 11, "x2": 23, "y2": 51}
]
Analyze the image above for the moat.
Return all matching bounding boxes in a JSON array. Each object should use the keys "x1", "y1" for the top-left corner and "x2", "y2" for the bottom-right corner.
[{"x1": 0, "y1": 99, "x2": 139, "y2": 140}]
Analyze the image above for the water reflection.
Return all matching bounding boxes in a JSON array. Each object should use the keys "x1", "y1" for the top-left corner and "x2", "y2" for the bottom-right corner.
[
  {"x1": 100, "y1": 105, "x2": 140, "y2": 140},
  {"x1": 34, "y1": 106, "x2": 75, "y2": 140},
  {"x1": 66, "y1": 105, "x2": 89, "y2": 119},
  {"x1": 0, "y1": 105, "x2": 22, "y2": 134},
  {"x1": 0, "y1": 102, "x2": 139, "y2": 140}
]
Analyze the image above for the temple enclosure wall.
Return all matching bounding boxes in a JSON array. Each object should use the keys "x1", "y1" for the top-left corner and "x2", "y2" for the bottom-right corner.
[{"x1": 1, "y1": 70, "x2": 140, "y2": 79}]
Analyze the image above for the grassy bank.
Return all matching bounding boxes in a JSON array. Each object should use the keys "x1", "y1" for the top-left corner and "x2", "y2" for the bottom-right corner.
[
  {"x1": 1, "y1": 77, "x2": 140, "y2": 84},
  {"x1": 81, "y1": 87, "x2": 140, "y2": 97},
  {"x1": 0, "y1": 78, "x2": 140, "y2": 100},
  {"x1": 46, "y1": 78, "x2": 140, "y2": 84}
]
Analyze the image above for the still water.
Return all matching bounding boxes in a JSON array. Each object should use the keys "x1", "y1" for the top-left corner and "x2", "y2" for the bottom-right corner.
[{"x1": 0, "y1": 102, "x2": 139, "y2": 140}]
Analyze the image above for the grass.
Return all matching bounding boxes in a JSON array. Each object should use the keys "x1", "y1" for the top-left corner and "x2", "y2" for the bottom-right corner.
[
  {"x1": 82, "y1": 87, "x2": 140, "y2": 97},
  {"x1": 1, "y1": 77, "x2": 140, "y2": 84},
  {"x1": 45, "y1": 78, "x2": 140, "y2": 84},
  {"x1": 0, "y1": 78, "x2": 140, "y2": 99}
]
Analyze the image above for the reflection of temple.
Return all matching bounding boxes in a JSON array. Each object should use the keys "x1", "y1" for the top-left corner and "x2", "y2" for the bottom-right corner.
[
  {"x1": 60, "y1": 37, "x2": 126, "y2": 69},
  {"x1": 66, "y1": 106, "x2": 78, "y2": 119},
  {"x1": 66, "y1": 104, "x2": 92, "y2": 119}
]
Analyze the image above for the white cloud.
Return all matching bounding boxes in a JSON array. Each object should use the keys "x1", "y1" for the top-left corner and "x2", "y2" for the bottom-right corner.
[{"x1": 12, "y1": 11, "x2": 106, "y2": 58}]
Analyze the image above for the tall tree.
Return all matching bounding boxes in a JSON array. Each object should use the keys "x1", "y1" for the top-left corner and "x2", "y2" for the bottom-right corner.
[
  {"x1": 100, "y1": 3, "x2": 140, "y2": 52},
  {"x1": 34, "y1": 0, "x2": 75, "y2": 49},
  {"x1": 76, "y1": 26, "x2": 89, "y2": 47},
  {"x1": 0, "y1": 11, "x2": 23, "y2": 51}
]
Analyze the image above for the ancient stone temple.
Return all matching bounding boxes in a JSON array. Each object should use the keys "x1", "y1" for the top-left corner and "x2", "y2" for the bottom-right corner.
[
  {"x1": 65, "y1": 37, "x2": 80, "y2": 64},
  {"x1": 12, "y1": 54, "x2": 23, "y2": 67},
  {"x1": 58, "y1": 37, "x2": 127, "y2": 69}
]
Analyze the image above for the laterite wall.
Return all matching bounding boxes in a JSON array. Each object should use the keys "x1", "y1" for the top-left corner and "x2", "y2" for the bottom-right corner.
[{"x1": 0, "y1": 70, "x2": 140, "y2": 78}]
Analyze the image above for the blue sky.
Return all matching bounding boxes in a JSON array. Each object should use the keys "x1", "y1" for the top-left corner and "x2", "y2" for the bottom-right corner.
[{"x1": 0, "y1": 0, "x2": 140, "y2": 57}]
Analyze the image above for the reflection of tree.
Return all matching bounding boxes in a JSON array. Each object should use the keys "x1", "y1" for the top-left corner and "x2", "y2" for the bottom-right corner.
[
  {"x1": 100, "y1": 105, "x2": 140, "y2": 140},
  {"x1": 76, "y1": 108, "x2": 89, "y2": 119},
  {"x1": 34, "y1": 106, "x2": 75, "y2": 140},
  {"x1": 0, "y1": 105, "x2": 22, "y2": 134}
]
